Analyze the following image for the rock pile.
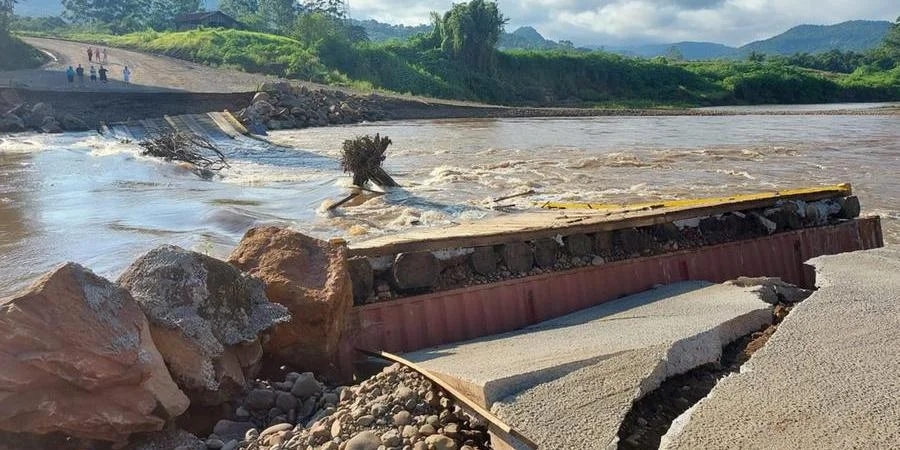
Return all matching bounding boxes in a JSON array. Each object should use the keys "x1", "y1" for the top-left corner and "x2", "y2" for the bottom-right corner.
[
  {"x1": 236, "y1": 83, "x2": 386, "y2": 131},
  {"x1": 207, "y1": 363, "x2": 491, "y2": 450},
  {"x1": 0, "y1": 101, "x2": 90, "y2": 133}
]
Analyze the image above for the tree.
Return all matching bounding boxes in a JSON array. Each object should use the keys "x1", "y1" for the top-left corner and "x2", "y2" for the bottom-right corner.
[
  {"x1": 146, "y1": 0, "x2": 201, "y2": 30},
  {"x1": 1, "y1": 0, "x2": 16, "y2": 36},
  {"x1": 748, "y1": 50, "x2": 766, "y2": 63},
  {"x1": 258, "y1": 0, "x2": 297, "y2": 34},
  {"x1": 61, "y1": 0, "x2": 200, "y2": 32},
  {"x1": 301, "y1": 0, "x2": 346, "y2": 19},
  {"x1": 219, "y1": 0, "x2": 258, "y2": 18},
  {"x1": 430, "y1": 0, "x2": 507, "y2": 72},
  {"x1": 882, "y1": 16, "x2": 900, "y2": 63}
]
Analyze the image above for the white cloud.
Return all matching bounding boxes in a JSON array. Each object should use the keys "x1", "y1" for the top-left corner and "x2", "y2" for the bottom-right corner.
[{"x1": 347, "y1": 0, "x2": 897, "y2": 46}]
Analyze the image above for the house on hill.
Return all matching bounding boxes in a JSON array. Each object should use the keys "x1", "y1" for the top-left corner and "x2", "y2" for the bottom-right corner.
[{"x1": 174, "y1": 11, "x2": 244, "y2": 31}]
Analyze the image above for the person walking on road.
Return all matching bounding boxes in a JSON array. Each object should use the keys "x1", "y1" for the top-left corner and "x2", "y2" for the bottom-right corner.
[
  {"x1": 102, "y1": 48, "x2": 109, "y2": 64},
  {"x1": 75, "y1": 64, "x2": 85, "y2": 86},
  {"x1": 123, "y1": 66, "x2": 131, "y2": 84},
  {"x1": 98, "y1": 65, "x2": 108, "y2": 83},
  {"x1": 66, "y1": 66, "x2": 75, "y2": 85},
  {"x1": 89, "y1": 65, "x2": 97, "y2": 83},
  {"x1": 87, "y1": 47, "x2": 93, "y2": 62}
]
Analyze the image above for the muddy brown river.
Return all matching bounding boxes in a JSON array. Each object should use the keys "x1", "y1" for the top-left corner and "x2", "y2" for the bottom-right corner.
[{"x1": 1, "y1": 111, "x2": 898, "y2": 296}]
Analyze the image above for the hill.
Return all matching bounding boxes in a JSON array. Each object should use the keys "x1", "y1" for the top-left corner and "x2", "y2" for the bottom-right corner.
[
  {"x1": 498, "y1": 26, "x2": 565, "y2": 50},
  {"x1": 737, "y1": 20, "x2": 892, "y2": 56},
  {"x1": 350, "y1": 19, "x2": 430, "y2": 42},
  {"x1": 610, "y1": 42, "x2": 736, "y2": 60}
]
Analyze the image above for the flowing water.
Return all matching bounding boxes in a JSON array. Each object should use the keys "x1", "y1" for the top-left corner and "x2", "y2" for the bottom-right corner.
[{"x1": 1, "y1": 112, "x2": 898, "y2": 296}]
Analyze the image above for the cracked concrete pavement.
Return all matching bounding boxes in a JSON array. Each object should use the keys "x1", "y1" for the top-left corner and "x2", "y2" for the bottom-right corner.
[
  {"x1": 661, "y1": 247, "x2": 900, "y2": 450},
  {"x1": 404, "y1": 280, "x2": 779, "y2": 449}
]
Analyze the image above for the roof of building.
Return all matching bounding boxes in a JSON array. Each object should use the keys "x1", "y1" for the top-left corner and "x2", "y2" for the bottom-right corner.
[{"x1": 174, "y1": 11, "x2": 240, "y2": 24}]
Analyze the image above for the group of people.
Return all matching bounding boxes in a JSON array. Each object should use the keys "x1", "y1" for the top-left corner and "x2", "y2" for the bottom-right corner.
[
  {"x1": 64, "y1": 46, "x2": 132, "y2": 87},
  {"x1": 87, "y1": 46, "x2": 108, "y2": 64}
]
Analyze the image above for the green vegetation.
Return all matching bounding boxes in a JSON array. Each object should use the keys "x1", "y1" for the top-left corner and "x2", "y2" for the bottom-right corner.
[
  {"x1": 63, "y1": 28, "x2": 348, "y2": 84},
  {"x1": 1, "y1": 0, "x2": 45, "y2": 69},
  {"x1": 8, "y1": 0, "x2": 900, "y2": 106}
]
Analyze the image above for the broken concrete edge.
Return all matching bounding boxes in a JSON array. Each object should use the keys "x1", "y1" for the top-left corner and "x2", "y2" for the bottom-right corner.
[
  {"x1": 346, "y1": 197, "x2": 861, "y2": 304},
  {"x1": 656, "y1": 262, "x2": 830, "y2": 449},
  {"x1": 419, "y1": 286, "x2": 776, "y2": 416}
]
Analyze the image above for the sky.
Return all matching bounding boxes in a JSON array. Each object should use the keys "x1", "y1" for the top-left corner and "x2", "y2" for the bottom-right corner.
[{"x1": 348, "y1": 0, "x2": 899, "y2": 47}]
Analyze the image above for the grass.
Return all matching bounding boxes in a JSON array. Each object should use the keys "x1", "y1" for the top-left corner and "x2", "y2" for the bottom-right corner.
[
  {"x1": 0, "y1": 34, "x2": 46, "y2": 70},
  {"x1": 61, "y1": 28, "x2": 348, "y2": 84}
]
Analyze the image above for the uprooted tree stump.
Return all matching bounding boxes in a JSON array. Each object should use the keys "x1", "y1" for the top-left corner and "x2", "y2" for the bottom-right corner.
[
  {"x1": 139, "y1": 131, "x2": 229, "y2": 179},
  {"x1": 340, "y1": 134, "x2": 399, "y2": 188}
]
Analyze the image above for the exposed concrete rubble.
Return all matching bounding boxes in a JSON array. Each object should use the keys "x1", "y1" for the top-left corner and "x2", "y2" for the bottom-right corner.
[
  {"x1": 405, "y1": 280, "x2": 798, "y2": 449},
  {"x1": 352, "y1": 197, "x2": 860, "y2": 304},
  {"x1": 228, "y1": 227, "x2": 353, "y2": 375},
  {"x1": 118, "y1": 245, "x2": 291, "y2": 405},
  {"x1": 661, "y1": 247, "x2": 900, "y2": 449},
  {"x1": 203, "y1": 364, "x2": 491, "y2": 450},
  {"x1": 0, "y1": 263, "x2": 189, "y2": 446}
]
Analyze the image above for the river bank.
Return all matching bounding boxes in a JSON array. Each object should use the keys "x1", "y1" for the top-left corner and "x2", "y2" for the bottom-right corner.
[{"x1": 2, "y1": 84, "x2": 899, "y2": 135}]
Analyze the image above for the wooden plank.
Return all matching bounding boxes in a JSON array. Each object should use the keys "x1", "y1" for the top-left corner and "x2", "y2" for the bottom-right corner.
[
  {"x1": 347, "y1": 184, "x2": 852, "y2": 257},
  {"x1": 538, "y1": 184, "x2": 851, "y2": 210},
  {"x1": 357, "y1": 349, "x2": 539, "y2": 450}
]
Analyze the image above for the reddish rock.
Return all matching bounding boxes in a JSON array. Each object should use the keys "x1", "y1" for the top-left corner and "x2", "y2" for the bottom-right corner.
[
  {"x1": 118, "y1": 245, "x2": 290, "y2": 406},
  {"x1": 0, "y1": 263, "x2": 189, "y2": 445},
  {"x1": 228, "y1": 227, "x2": 353, "y2": 373}
]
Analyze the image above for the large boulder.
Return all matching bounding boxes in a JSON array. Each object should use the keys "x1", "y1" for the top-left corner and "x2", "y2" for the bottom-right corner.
[
  {"x1": 228, "y1": 227, "x2": 353, "y2": 373},
  {"x1": 0, "y1": 114, "x2": 25, "y2": 133},
  {"x1": 24, "y1": 102, "x2": 53, "y2": 128},
  {"x1": 60, "y1": 114, "x2": 90, "y2": 132},
  {"x1": 0, "y1": 263, "x2": 189, "y2": 445},
  {"x1": 118, "y1": 245, "x2": 291, "y2": 405}
]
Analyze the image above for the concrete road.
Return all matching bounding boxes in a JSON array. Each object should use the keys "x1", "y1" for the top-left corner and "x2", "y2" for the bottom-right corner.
[
  {"x1": 0, "y1": 37, "x2": 284, "y2": 93},
  {"x1": 405, "y1": 281, "x2": 779, "y2": 449},
  {"x1": 662, "y1": 247, "x2": 900, "y2": 449}
]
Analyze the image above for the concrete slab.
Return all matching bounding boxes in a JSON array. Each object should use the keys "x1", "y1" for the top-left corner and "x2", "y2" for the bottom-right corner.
[
  {"x1": 661, "y1": 247, "x2": 900, "y2": 450},
  {"x1": 405, "y1": 280, "x2": 777, "y2": 449}
]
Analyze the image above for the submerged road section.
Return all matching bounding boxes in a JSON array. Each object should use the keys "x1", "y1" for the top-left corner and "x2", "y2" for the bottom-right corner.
[
  {"x1": 404, "y1": 281, "x2": 784, "y2": 449},
  {"x1": 661, "y1": 247, "x2": 900, "y2": 449}
]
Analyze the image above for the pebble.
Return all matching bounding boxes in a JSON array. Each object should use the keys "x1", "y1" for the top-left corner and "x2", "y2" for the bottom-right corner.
[
  {"x1": 246, "y1": 388, "x2": 277, "y2": 410},
  {"x1": 345, "y1": 431, "x2": 381, "y2": 450},
  {"x1": 357, "y1": 415, "x2": 376, "y2": 426},
  {"x1": 392, "y1": 410, "x2": 412, "y2": 426},
  {"x1": 400, "y1": 425, "x2": 417, "y2": 439},
  {"x1": 260, "y1": 423, "x2": 292, "y2": 438},
  {"x1": 424, "y1": 435, "x2": 457, "y2": 450},
  {"x1": 418, "y1": 424, "x2": 435, "y2": 436},
  {"x1": 205, "y1": 438, "x2": 224, "y2": 449},
  {"x1": 292, "y1": 373, "x2": 322, "y2": 399},
  {"x1": 276, "y1": 391, "x2": 299, "y2": 411},
  {"x1": 380, "y1": 429, "x2": 402, "y2": 447}
]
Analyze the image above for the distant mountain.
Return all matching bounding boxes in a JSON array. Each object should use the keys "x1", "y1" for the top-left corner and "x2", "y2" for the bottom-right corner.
[
  {"x1": 607, "y1": 20, "x2": 892, "y2": 60},
  {"x1": 737, "y1": 20, "x2": 892, "y2": 56},
  {"x1": 608, "y1": 42, "x2": 736, "y2": 60},
  {"x1": 498, "y1": 26, "x2": 566, "y2": 50},
  {"x1": 351, "y1": 19, "x2": 430, "y2": 42}
]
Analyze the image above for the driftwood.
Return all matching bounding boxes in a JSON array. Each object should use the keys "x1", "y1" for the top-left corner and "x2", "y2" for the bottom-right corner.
[
  {"x1": 340, "y1": 134, "x2": 399, "y2": 188},
  {"x1": 139, "y1": 131, "x2": 229, "y2": 179}
]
